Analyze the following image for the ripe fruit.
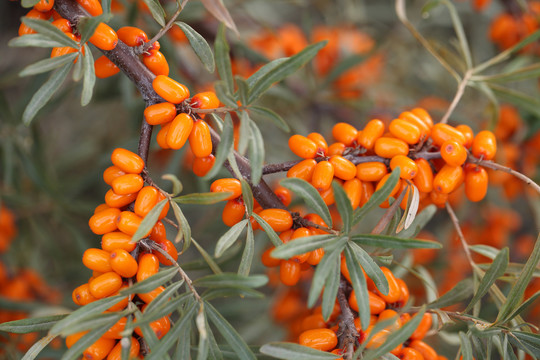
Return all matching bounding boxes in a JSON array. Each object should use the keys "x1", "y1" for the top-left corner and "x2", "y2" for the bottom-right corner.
[
  {"x1": 144, "y1": 102, "x2": 177, "y2": 125},
  {"x1": 76, "y1": 0, "x2": 103, "y2": 16},
  {"x1": 94, "y1": 56, "x2": 120, "y2": 78},
  {"x1": 433, "y1": 165, "x2": 464, "y2": 194},
  {"x1": 375, "y1": 266, "x2": 402, "y2": 303},
  {"x1": 134, "y1": 186, "x2": 159, "y2": 217},
  {"x1": 329, "y1": 156, "x2": 356, "y2": 180},
  {"x1": 356, "y1": 162, "x2": 387, "y2": 182},
  {"x1": 332, "y1": 122, "x2": 358, "y2": 146},
  {"x1": 464, "y1": 164, "x2": 488, "y2": 202},
  {"x1": 82, "y1": 248, "x2": 113, "y2": 273},
  {"x1": 143, "y1": 50, "x2": 170, "y2": 76},
  {"x1": 287, "y1": 159, "x2": 317, "y2": 181},
  {"x1": 288, "y1": 135, "x2": 319, "y2": 159},
  {"x1": 210, "y1": 178, "x2": 242, "y2": 200},
  {"x1": 110, "y1": 249, "x2": 138, "y2": 278},
  {"x1": 390, "y1": 155, "x2": 418, "y2": 180},
  {"x1": 431, "y1": 123, "x2": 466, "y2": 147},
  {"x1": 111, "y1": 173, "x2": 144, "y2": 195},
  {"x1": 189, "y1": 120, "x2": 213, "y2": 158},
  {"x1": 89, "y1": 23, "x2": 118, "y2": 51},
  {"x1": 89, "y1": 208, "x2": 121, "y2": 235},
  {"x1": 389, "y1": 118, "x2": 421, "y2": 145},
  {"x1": 307, "y1": 132, "x2": 328, "y2": 155},
  {"x1": 413, "y1": 158, "x2": 433, "y2": 193},
  {"x1": 88, "y1": 272, "x2": 122, "y2": 298},
  {"x1": 136, "y1": 253, "x2": 160, "y2": 282},
  {"x1": 190, "y1": 91, "x2": 220, "y2": 110},
  {"x1": 472, "y1": 130, "x2": 497, "y2": 160},
  {"x1": 311, "y1": 161, "x2": 334, "y2": 191},
  {"x1": 279, "y1": 260, "x2": 301, "y2": 286},
  {"x1": 101, "y1": 232, "x2": 136, "y2": 252},
  {"x1": 192, "y1": 154, "x2": 215, "y2": 177},
  {"x1": 116, "y1": 26, "x2": 148, "y2": 47},
  {"x1": 440, "y1": 140, "x2": 467, "y2": 166},
  {"x1": 258, "y1": 209, "x2": 293, "y2": 232},
  {"x1": 167, "y1": 113, "x2": 193, "y2": 150},
  {"x1": 358, "y1": 119, "x2": 385, "y2": 150},
  {"x1": 298, "y1": 328, "x2": 338, "y2": 351},
  {"x1": 374, "y1": 137, "x2": 409, "y2": 158},
  {"x1": 222, "y1": 198, "x2": 245, "y2": 226},
  {"x1": 152, "y1": 75, "x2": 190, "y2": 104},
  {"x1": 111, "y1": 148, "x2": 144, "y2": 174}
]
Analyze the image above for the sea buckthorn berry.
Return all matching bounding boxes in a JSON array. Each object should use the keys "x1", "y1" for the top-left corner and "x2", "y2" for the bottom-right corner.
[
  {"x1": 34, "y1": 0, "x2": 54, "y2": 12},
  {"x1": 116, "y1": 211, "x2": 144, "y2": 236},
  {"x1": 390, "y1": 155, "x2": 418, "y2": 180},
  {"x1": 375, "y1": 266, "x2": 402, "y2": 303},
  {"x1": 138, "y1": 285, "x2": 165, "y2": 304},
  {"x1": 134, "y1": 186, "x2": 159, "y2": 217},
  {"x1": 464, "y1": 164, "x2": 488, "y2": 202},
  {"x1": 110, "y1": 249, "x2": 138, "y2": 278},
  {"x1": 89, "y1": 208, "x2": 121, "y2": 235},
  {"x1": 413, "y1": 158, "x2": 433, "y2": 193},
  {"x1": 189, "y1": 120, "x2": 213, "y2": 158},
  {"x1": 19, "y1": 9, "x2": 51, "y2": 36},
  {"x1": 50, "y1": 43, "x2": 78, "y2": 59},
  {"x1": 222, "y1": 198, "x2": 245, "y2": 226},
  {"x1": 440, "y1": 140, "x2": 467, "y2": 167},
  {"x1": 89, "y1": 272, "x2": 122, "y2": 298},
  {"x1": 152, "y1": 75, "x2": 190, "y2": 104},
  {"x1": 101, "y1": 232, "x2": 136, "y2": 252},
  {"x1": 103, "y1": 317, "x2": 127, "y2": 339},
  {"x1": 66, "y1": 331, "x2": 88, "y2": 349},
  {"x1": 111, "y1": 173, "x2": 144, "y2": 195},
  {"x1": 104, "y1": 189, "x2": 137, "y2": 208},
  {"x1": 389, "y1": 118, "x2": 421, "y2": 145},
  {"x1": 433, "y1": 165, "x2": 464, "y2": 194},
  {"x1": 358, "y1": 119, "x2": 385, "y2": 150},
  {"x1": 410, "y1": 313, "x2": 433, "y2": 340},
  {"x1": 107, "y1": 337, "x2": 140, "y2": 360},
  {"x1": 376, "y1": 173, "x2": 401, "y2": 199},
  {"x1": 166, "y1": 113, "x2": 193, "y2": 150},
  {"x1": 329, "y1": 155, "x2": 356, "y2": 180},
  {"x1": 290, "y1": 228, "x2": 311, "y2": 263},
  {"x1": 301, "y1": 314, "x2": 327, "y2": 332},
  {"x1": 261, "y1": 247, "x2": 281, "y2": 267},
  {"x1": 135, "y1": 314, "x2": 171, "y2": 339},
  {"x1": 319, "y1": 186, "x2": 335, "y2": 206},
  {"x1": 111, "y1": 148, "x2": 144, "y2": 174},
  {"x1": 72, "y1": 283, "x2": 97, "y2": 306},
  {"x1": 399, "y1": 111, "x2": 430, "y2": 138},
  {"x1": 349, "y1": 290, "x2": 386, "y2": 314},
  {"x1": 82, "y1": 336, "x2": 115, "y2": 360},
  {"x1": 365, "y1": 327, "x2": 390, "y2": 348},
  {"x1": 429, "y1": 190, "x2": 448, "y2": 207},
  {"x1": 83, "y1": 248, "x2": 113, "y2": 273},
  {"x1": 192, "y1": 154, "x2": 215, "y2": 177},
  {"x1": 94, "y1": 55, "x2": 120, "y2": 79},
  {"x1": 472, "y1": 130, "x2": 497, "y2": 160},
  {"x1": 374, "y1": 137, "x2": 409, "y2": 158},
  {"x1": 401, "y1": 347, "x2": 425, "y2": 360},
  {"x1": 150, "y1": 220, "x2": 167, "y2": 242},
  {"x1": 156, "y1": 123, "x2": 171, "y2": 149},
  {"x1": 356, "y1": 162, "x2": 387, "y2": 182},
  {"x1": 274, "y1": 186, "x2": 292, "y2": 207},
  {"x1": 259, "y1": 209, "x2": 293, "y2": 232},
  {"x1": 144, "y1": 102, "x2": 176, "y2": 125},
  {"x1": 328, "y1": 142, "x2": 345, "y2": 156},
  {"x1": 154, "y1": 239, "x2": 178, "y2": 265},
  {"x1": 307, "y1": 132, "x2": 328, "y2": 155},
  {"x1": 76, "y1": 0, "x2": 103, "y2": 16},
  {"x1": 156, "y1": 192, "x2": 170, "y2": 220},
  {"x1": 287, "y1": 159, "x2": 317, "y2": 181},
  {"x1": 298, "y1": 328, "x2": 338, "y2": 351},
  {"x1": 210, "y1": 178, "x2": 242, "y2": 201},
  {"x1": 411, "y1": 107, "x2": 434, "y2": 128},
  {"x1": 137, "y1": 253, "x2": 160, "y2": 282},
  {"x1": 103, "y1": 165, "x2": 126, "y2": 185},
  {"x1": 409, "y1": 340, "x2": 438, "y2": 360},
  {"x1": 94, "y1": 203, "x2": 110, "y2": 214},
  {"x1": 190, "y1": 91, "x2": 220, "y2": 109},
  {"x1": 332, "y1": 122, "x2": 358, "y2": 146},
  {"x1": 431, "y1": 123, "x2": 466, "y2": 147},
  {"x1": 359, "y1": 181, "x2": 374, "y2": 207},
  {"x1": 378, "y1": 309, "x2": 402, "y2": 331},
  {"x1": 307, "y1": 248, "x2": 324, "y2": 265},
  {"x1": 89, "y1": 23, "x2": 118, "y2": 51},
  {"x1": 456, "y1": 124, "x2": 474, "y2": 148},
  {"x1": 394, "y1": 278, "x2": 410, "y2": 308},
  {"x1": 343, "y1": 178, "x2": 363, "y2": 210},
  {"x1": 311, "y1": 161, "x2": 334, "y2": 191},
  {"x1": 288, "y1": 135, "x2": 319, "y2": 159},
  {"x1": 280, "y1": 260, "x2": 301, "y2": 286},
  {"x1": 143, "y1": 50, "x2": 170, "y2": 76},
  {"x1": 116, "y1": 26, "x2": 148, "y2": 47}
]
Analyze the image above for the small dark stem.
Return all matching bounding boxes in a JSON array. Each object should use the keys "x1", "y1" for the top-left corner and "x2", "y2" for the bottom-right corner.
[
  {"x1": 140, "y1": 1, "x2": 187, "y2": 53},
  {"x1": 337, "y1": 278, "x2": 358, "y2": 360},
  {"x1": 371, "y1": 189, "x2": 407, "y2": 235}
]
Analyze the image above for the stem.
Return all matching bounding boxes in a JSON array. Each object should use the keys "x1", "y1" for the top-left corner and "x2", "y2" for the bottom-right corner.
[
  {"x1": 337, "y1": 278, "x2": 358, "y2": 360},
  {"x1": 445, "y1": 203, "x2": 475, "y2": 267},
  {"x1": 371, "y1": 189, "x2": 407, "y2": 235},
  {"x1": 439, "y1": 70, "x2": 472, "y2": 124},
  {"x1": 140, "y1": 0, "x2": 188, "y2": 54}
]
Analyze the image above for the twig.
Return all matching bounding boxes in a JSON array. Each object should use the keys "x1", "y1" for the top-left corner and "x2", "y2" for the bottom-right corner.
[
  {"x1": 371, "y1": 189, "x2": 407, "y2": 235},
  {"x1": 337, "y1": 278, "x2": 358, "y2": 360},
  {"x1": 140, "y1": 0, "x2": 188, "y2": 54},
  {"x1": 445, "y1": 203, "x2": 475, "y2": 267},
  {"x1": 439, "y1": 70, "x2": 472, "y2": 124}
]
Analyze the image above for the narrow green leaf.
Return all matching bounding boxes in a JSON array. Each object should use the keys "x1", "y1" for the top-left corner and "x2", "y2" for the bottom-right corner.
[
  {"x1": 469, "y1": 245, "x2": 500, "y2": 260},
  {"x1": 21, "y1": 334, "x2": 56, "y2": 360},
  {"x1": 510, "y1": 331, "x2": 540, "y2": 358},
  {"x1": 131, "y1": 199, "x2": 168, "y2": 243},
  {"x1": 260, "y1": 342, "x2": 340, "y2": 359},
  {"x1": 174, "y1": 311, "x2": 192, "y2": 359},
  {"x1": 81, "y1": 44, "x2": 95, "y2": 106},
  {"x1": 280, "y1": 177, "x2": 332, "y2": 227},
  {"x1": 215, "y1": 219, "x2": 248, "y2": 257},
  {"x1": 237, "y1": 110, "x2": 251, "y2": 155},
  {"x1": 489, "y1": 84, "x2": 540, "y2": 118},
  {"x1": 235, "y1": 76, "x2": 249, "y2": 105},
  {"x1": 173, "y1": 191, "x2": 233, "y2": 204},
  {"x1": 143, "y1": 281, "x2": 187, "y2": 315},
  {"x1": 238, "y1": 223, "x2": 254, "y2": 276},
  {"x1": 193, "y1": 238, "x2": 223, "y2": 274},
  {"x1": 252, "y1": 213, "x2": 282, "y2": 247},
  {"x1": 344, "y1": 244, "x2": 374, "y2": 330},
  {"x1": 204, "y1": 113, "x2": 234, "y2": 179},
  {"x1": 120, "y1": 267, "x2": 177, "y2": 295},
  {"x1": 248, "y1": 106, "x2": 290, "y2": 132},
  {"x1": 308, "y1": 240, "x2": 346, "y2": 308},
  {"x1": 245, "y1": 58, "x2": 287, "y2": 89},
  {"x1": 102, "y1": 0, "x2": 111, "y2": 13},
  {"x1": 464, "y1": 248, "x2": 509, "y2": 313},
  {"x1": 321, "y1": 54, "x2": 368, "y2": 87},
  {"x1": 240, "y1": 179, "x2": 253, "y2": 215},
  {"x1": 200, "y1": 0, "x2": 239, "y2": 36},
  {"x1": 321, "y1": 258, "x2": 340, "y2": 321},
  {"x1": 248, "y1": 120, "x2": 264, "y2": 185},
  {"x1": 350, "y1": 234, "x2": 442, "y2": 249},
  {"x1": 21, "y1": 0, "x2": 40, "y2": 7},
  {"x1": 171, "y1": 201, "x2": 191, "y2": 252},
  {"x1": 505, "y1": 290, "x2": 540, "y2": 322},
  {"x1": 247, "y1": 41, "x2": 327, "y2": 103},
  {"x1": 332, "y1": 181, "x2": 352, "y2": 233},
  {"x1": 202, "y1": 287, "x2": 264, "y2": 300},
  {"x1": 214, "y1": 24, "x2": 234, "y2": 93},
  {"x1": 477, "y1": 63, "x2": 540, "y2": 83},
  {"x1": 195, "y1": 274, "x2": 267, "y2": 289},
  {"x1": 271, "y1": 234, "x2": 336, "y2": 259},
  {"x1": 353, "y1": 169, "x2": 400, "y2": 225},
  {"x1": 427, "y1": 278, "x2": 474, "y2": 309},
  {"x1": 141, "y1": 0, "x2": 166, "y2": 26},
  {"x1": 59, "y1": 310, "x2": 127, "y2": 336},
  {"x1": 0, "y1": 315, "x2": 67, "y2": 334},
  {"x1": 9, "y1": 34, "x2": 66, "y2": 48},
  {"x1": 162, "y1": 173, "x2": 183, "y2": 196},
  {"x1": 175, "y1": 22, "x2": 215, "y2": 73},
  {"x1": 348, "y1": 242, "x2": 388, "y2": 296},
  {"x1": 459, "y1": 332, "x2": 474, "y2": 360},
  {"x1": 205, "y1": 302, "x2": 256, "y2": 360},
  {"x1": 78, "y1": 14, "x2": 113, "y2": 45},
  {"x1": 22, "y1": 18, "x2": 78, "y2": 48},
  {"x1": 23, "y1": 63, "x2": 73, "y2": 125},
  {"x1": 20, "y1": 53, "x2": 79, "y2": 77},
  {"x1": 215, "y1": 80, "x2": 238, "y2": 108}
]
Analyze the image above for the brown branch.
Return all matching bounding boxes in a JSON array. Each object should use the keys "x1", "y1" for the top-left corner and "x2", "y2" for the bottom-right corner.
[{"x1": 337, "y1": 278, "x2": 358, "y2": 360}]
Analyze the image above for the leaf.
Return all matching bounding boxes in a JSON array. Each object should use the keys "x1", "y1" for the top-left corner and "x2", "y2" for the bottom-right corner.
[
  {"x1": 496, "y1": 235, "x2": 540, "y2": 324},
  {"x1": 205, "y1": 302, "x2": 256, "y2": 360},
  {"x1": 175, "y1": 22, "x2": 215, "y2": 73},
  {"x1": 332, "y1": 181, "x2": 353, "y2": 233},
  {"x1": 161, "y1": 173, "x2": 183, "y2": 196},
  {"x1": 235, "y1": 76, "x2": 249, "y2": 105},
  {"x1": 81, "y1": 44, "x2": 95, "y2": 106},
  {"x1": 215, "y1": 80, "x2": 238, "y2": 108},
  {"x1": 240, "y1": 179, "x2": 253, "y2": 215},
  {"x1": 353, "y1": 169, "x2": 400, "y2": 225},
  {"x1": 21, "y1": 18, "x2": 78, "y2": 48},
  {"x1": 260, "y1": 342, "x2": 340, "y2": 359},
  {"x1": 0, "y1": 314, "x2": 67, "y2": 334},
  {"x1": 469, "y1": 244, "x2": 501, "y2": 260},
  {"x1": 459, "y1": 332, "x2": 474, "y2": 360},
  {"x1": 321, "y1": 54, "x2": 368, "y2": 87},
  {"x1": 131, "y1": 199, "x2": 168, "y2": 243},
  {"x1": 21, "y1": 334, "x2": 56, "y2": 360},
  {"x1": 196, "y1": 304, "x2": 209, "y2": 360},
  {"x1": 215, "y1": 219, "x2": 248, "y2": 257},
  {"x1": 20, "y1": 53, "x2": 79, "y2": 77},
  {"x1": 143, "y1": 281, "x2": 187, "y2": 315},
  {"x1": 396, "y1": 183, "x2": 419, "y2": 233},
  {"x1": 321, "y1": 258, "x2": 340, "y2": 321},
  {"x1": 247, "y1": 41, "x2": 327, "y2": 104},
  {"x1": 23, "y1": 63, "x2": 73, "y2": 125},
  {"x1": 489, "y1": 84, "x2": 540, "y2": 118},
  {"x1": 173, "y1": 191, "x2": 233, "y2": 204},
  {"x1": 202, "y1": 287, "x2": 264, "y2": 301},
  {"x1": 464, "y1": 248, "x2": 509, "y2": 313},
  {"x1": 204, "y1": 113, "x2": 234, "y2": 179},
  {"x1": 192, "y1": 238, "x2": 223, "y2": 274},
  {"x1": 478, "y1": 63, "x2": 540, "y2": 83},
  {"x1": 308, "y1": 239, "x2": 346, "y2": 308},
  {"x1": 427, "y1": 278, "x2": 474, "y2": 309},
  {"x1": 141, "y1": 0, "x2": 166, "y2": 26},
  {"x1": 348, "y1": 242, "x2": 388, "y2": 297},
  {"x1": 174, "y1": 311, "x2": 192, "y2": 359},
  {"x1": 505, "y1": 290, "x2": 540, "y2": 322},
  {"x1": 271, "y1": 235, "x2": 336, "y2": 259},
  {"x1": 21, "y1": 0, "x2": 40, "y2": 7},
  {"x1": 248, "y1": 120, "x2": 264, "y2": 185},
  {"x1": 59, "y1": 310, "x2": 127, "y2": 336},
  {"x1": 238, "y1": 223, "x2": 254, "y2": 276},
  {"x1": 280, "y1": 177, "x2": 332, "y2": 227},
  {"x1": 9, "y1": 34, "x2": 67, "y2": 48},
  {"x1": 78, "y1": 14, "x2": 113, "y2": 45},
  {"x1": 171, "y1": 201, "x2": 191, "y2": 251},
  {"x1": 252, "y1": 213, "x2": 282, "y2": 247},
  {"x1": 350, "y1": 234, "x2": 442, "y2": 249},
  {"x1": 120, "y1": 267, "x2": 177, "y2": 295},
  {"x1": 510, "y1": 331, "x2": 540, "y2": 358},
  {"x1": 237, "y1": 110, "x2": 251, "y2": 155},
  {"x1": 248, "y1": 106, "x2": 290, "y2": 132},
  {"x1": 214, "y1": 24, "x2": 234, "y2": 93},
  {"x1": 245, "y1": 58, "x2": 287, "y2": 89},
  {"x1": 201, "y1": 0, "x2": 238, "y2": 36},
  {"x1": 195, "y1": 274, "x2": 267, "y2": 289}
]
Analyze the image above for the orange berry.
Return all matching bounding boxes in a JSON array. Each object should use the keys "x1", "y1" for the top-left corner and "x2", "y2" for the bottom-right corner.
[
  {"x1": 311, "y1": 161, "x2": 335, "y2": 191},
  {"x1": 152, "y1": 75, "x2": 190, "y2": 104},
  {"x1": 156, "y1": 192, "x2": 169, "y2": 220},
  {"x1": 94, "y1": 56, "x2": 120, "y2": 79},
  {"x1": 390, "y1": 155, "x2": 418, "y2": 180},
  {"x1": 410, "y1": 313, "x2": 432, "y2": 340},
  {"x1": 376, "y1": 173, "x2": 401, "y2": 200},
  {"x1": 89, "y1": 208, "x2": 121, "y2": 235},
  {"x1": 274, "y1": 186, "x2": 292, "y2": 207},
  {"x1": 298, "y1": 328, "x2": 337, "y2": 351},
  {"x1": 378, "y1": 309, "x2": 402, "y2": 331},
  {"x1": 111, "y1": 148, "x2": 144, "y2": 174},
  {"x1": 307, "y1": 132, "x2": 328, "y2": 155},
  {"x1": 89, "y1": 23, "x2": 118, "y2": 51},
  {"x1": 83, "y1": 248, "x2": 113, "y2": 273},
  {"x1": 103, "y1": 317, "x2": 127, "y2": 339},
  {"x1": 332, "y1": 123, "x2": 358, "y2": 146},
  {"x1": 104, "y1": 189, "x2": 137, "y2": 208},
  {"x1": 106, "y1": 337, "x2": 140, "y2": 360},
  {"x1": 210, "y1": 178, "x2": 242, "y2": 201},
  {"x1": 327, "y1": 142, "x2": 345, "y2": 156},
  {"x1": 135, "y1": 314, "x2": 170, "y2": 339},
  {"x1": 110, "y1": 249, "x2": 138, "y2": 278},
  {"x1": 101, "y1": 232, "x2": 136, "y2": 252},
  {"x1": 116, "y1": 211, "x2": 144, "y2": 236},
  {"x1": 261, "y1": 247, "x2": 281, "y2": 267},
  {"x1": 290, "y1": 228, "x2": 311, "y2": 263},
  {"x1": 222, "y1": 198, "x2": 245, "y2": 226},
  {"x1": 319, "y1": 186, "x2": 335, "y2": 206},
  {"x1": 94, "y1": 203, "x2": 110, "y2": 214},
  {"x1": 433, "y1": 165, "x2": 464, "y2": 194},
  {"x1": 192, "y1": 154, "x2": 215, "y2": 177},
  {"x1": 374, "y1": 137, "x2": 409, "y2": 158},
  {"x1": 259, "y1": 209, "x2": 293, "y2": 232},
  {"x1": 116, "y1": 26, "x2": 148, "y2": 47},
  {"x1": 72, "y1": 283, "x2": 97, "y2": 306},
  {"x1": 34, "y1": 0, "x2": 54, "y2": 13},
  {"x1": 349, "y1": 290, "x2": 386, "y2": 314},
  {"x1": 144, "y1": 102, "x2": 177, "y2": 125},
  {"x1": 134, "y1": 186, "x2": 159, "y2": 217},
  {"x1": 83, "y1": 336, "x2": 116, "y2": 360},
  {"x1": 167, "y1": 113, "x2": 193, "y2": 150},
  {"x1": 279, "y1": 260, "x2": 301, "y2": 286},
  {"x1": 19, "y1": 9, "x2": 51, "y2": 36},
  {"x1": 301, "y1": 314, "x2": 327, "y2": 332},
  {"x1": 288, "y1": 135, "x2": 319, "y2": 159},
  {"x1": 358, "y1": 119, "x2": 385, "y2": 150},
  {"x1": 394, "y1": 278, "x2": 410, "y2": 308},
  {"x1": 429, "y1": 190, "x2": 448, "y2": 207},
  {"x1": 410, "y1": 107, "x2": 434, "y2": 128},
  {"x1": 464, "y1": 164, "x2": 488, "y2": 202},
  {"x1": 413, "y1": 158, "x2": 433, "y2": 193},
  {"x1": 88, "y1": 272, "x2": 122, "y2": 298},
  {"x1": 359, "y1": 180, "x2": 374, "y2": 207},
  {"x1": 50, "y1": 42, "x2": 78, "y2": 59},
  {"x1": 153, "y1": 239, "x2": 178, "y2": 265},
  {"x1": 472, "y1": 130, "x2": 497, "y2": 160},
  {"x1": 399, "y1": 111, "x2": 430, "y2": 138},
  {"x1": 189, "y1": 120, "x2": 213, "y2": 158},
  {"x1": 356, "y1": 162, "x2": 387, "y2": 182},
  {"x1": 190, "y1": 91, "x2": 220, "y2": 109},
  {"x1": 440, "y1": 140, "x2": 467, "y2": 167},
  {"x1": 456, "y1": 124, "x2": 474, "y2": 148},
  {"x1": 66, "y1": 331, "x2": 88, "y2": 349},
  {"x1": 364, "y1": 327, "x2": 390, "y2": 348},
  {"x1": 143, "y1": 50, "x2": 170, "y2": 76},
  {"x1": 431, "y1": 123, "x2": 466, "y2": 147},
  {"x1": 409, "y1": 340, "x2": 438, "y2": 360},
  {"x1": 375, "y1": 266, "x2": 401, "y2": 303},
  {"x1": 329, "y1": 155, "x2": 356, "y2": 180},
  {"x1": 343, "y1": 178, "x2": 363, "y2": 209},
  {"x1": 150, "y1": 220, "x2": 167, "y2": 242},
  {"x1": 137, "y1": 253, "x2": 160, "y2": 282},
  {"x1": 137, "y1": 285, "x2": 165, "y2": 304},
  {"x1": 103, "y1": 165, "x2": 126, "y2": 185},
  {"x1": 111, "y1": 173, "x2": 144, "y2": 195},
  {"x1": 287, "y1": 159, "x2": 317, "y2": 181},
  {"x1": 76, "y1": 0, "x2": 103, "y2": 16},
  {"x1": 389, "y1": 118, "x2": 421, "y2": 145},
  {"x1": 401, "y1": 347, "x2": 425, "y2": 360},
  {"x1": 156, "y1": 123, "x2": 171, "y2": 149},
  {"x1": 307, "y1": 247, "x2": 325, "y2": 266}
]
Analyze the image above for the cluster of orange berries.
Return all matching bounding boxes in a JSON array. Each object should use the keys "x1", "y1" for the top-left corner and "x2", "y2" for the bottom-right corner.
[
  {"x1": 489, "y1": 2, "x2": 540, "y2": 53},
  {"x1": 67, "y1": 148, "x2": 178, "y2": 359},
  {"x1": 287, "y1": 107, "x2": 497, "y2": 210}
]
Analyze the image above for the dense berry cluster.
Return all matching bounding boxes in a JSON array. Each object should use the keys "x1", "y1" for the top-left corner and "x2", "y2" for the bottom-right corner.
[{"x1": 489, "y1": 2, "x2": 540, "y2": 52}]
